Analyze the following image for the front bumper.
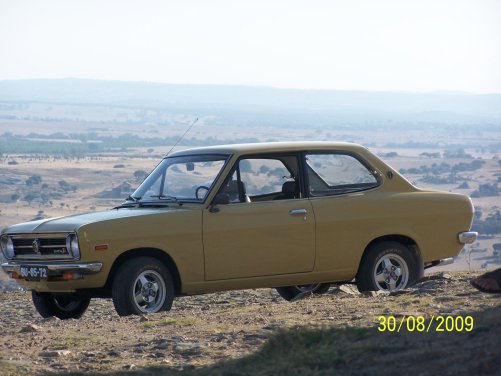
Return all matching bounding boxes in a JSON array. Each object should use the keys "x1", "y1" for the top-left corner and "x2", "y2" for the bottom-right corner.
[
  {"x1": 458, "y1": 231, "x2": 478, "y2": 244},
  {"x1": 1, "y1": 261, "x2": 103, "y2": 276}
]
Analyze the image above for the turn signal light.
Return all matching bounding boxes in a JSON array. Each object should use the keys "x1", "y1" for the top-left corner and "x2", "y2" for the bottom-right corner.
[{"x1": 62, "y1": 272, "x2": 83, "y2": 280}]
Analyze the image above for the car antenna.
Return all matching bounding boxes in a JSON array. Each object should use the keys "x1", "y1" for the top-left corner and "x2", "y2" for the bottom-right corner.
[{"x1": 166, "y1": 117, "x2": 199, "y2": 156}]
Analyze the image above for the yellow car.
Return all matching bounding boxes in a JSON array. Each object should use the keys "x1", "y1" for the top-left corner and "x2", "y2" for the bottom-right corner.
[{"x1": 1, "y1": 142, "x2": 477, "y2": 319}]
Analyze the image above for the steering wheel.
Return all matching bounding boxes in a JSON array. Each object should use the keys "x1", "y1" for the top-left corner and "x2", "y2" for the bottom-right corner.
[{"x1": 195, "y1": 186, "x2": 210, "y2": 199}]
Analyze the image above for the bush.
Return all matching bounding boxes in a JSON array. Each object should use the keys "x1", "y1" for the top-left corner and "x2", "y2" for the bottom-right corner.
[
  {"x1": 472, "y1": 211, "x2": 501, "y2": 235},
  {"x1": 471, "y1": 183, "x2": 500, "y2": 198}
]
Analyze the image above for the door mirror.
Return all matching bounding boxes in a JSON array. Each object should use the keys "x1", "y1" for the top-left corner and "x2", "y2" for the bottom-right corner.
[
  {"x1": 209, "y1": 193, "x2": 229, "y2": 213},
  {"x1": 213, "y1": 193, "x2": 229, "y2": 205}
]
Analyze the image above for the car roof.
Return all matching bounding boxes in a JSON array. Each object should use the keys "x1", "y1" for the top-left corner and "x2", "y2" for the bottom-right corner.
[{"x1": 168, "y1": 141, "x2": 367, "y2": 157}]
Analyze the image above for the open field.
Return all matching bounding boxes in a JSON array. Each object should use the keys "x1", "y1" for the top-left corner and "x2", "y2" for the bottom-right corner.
[
  {"x1": 2, "y1": 118, "x2": 500, "y2": 278},
  {"x1": 0, "y1": 90, "x2": 501, "y2": 375},
  {"x1": 0, "y1": 273, "x2": 500, "y2": 376}
]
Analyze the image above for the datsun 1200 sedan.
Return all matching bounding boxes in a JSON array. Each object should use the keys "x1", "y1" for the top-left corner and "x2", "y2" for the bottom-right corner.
[{"x1": 1, "y1": 142, "x2": 477, "y2": 319}]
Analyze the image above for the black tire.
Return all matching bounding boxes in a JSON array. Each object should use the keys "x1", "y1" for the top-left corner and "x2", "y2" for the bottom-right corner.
[
  {"x1": 31, "y1": 291, "x2": 90, "y2": 320},
  {"x1": 112, "y1": 257, "x2": 174, "y2": 316},
  {"x1": 276, "y1": 283, "x2": 331, "y2": 301},
  {"x1": 356, "y1": 241, "x2": 420, "y2": 292}
]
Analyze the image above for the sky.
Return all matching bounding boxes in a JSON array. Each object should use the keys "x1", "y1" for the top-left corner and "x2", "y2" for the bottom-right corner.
[{"x1": 1, "y1": 0, "x2": 500, "y2": 93}]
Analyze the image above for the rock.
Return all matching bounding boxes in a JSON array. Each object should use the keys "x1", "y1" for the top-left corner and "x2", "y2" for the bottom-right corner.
[
  {"x1": 262, "y1": 321, "x2": 286, "y2": 330},
  {"x1": 440, "y1": 272, "x2": 453, "y2": 280},
  {"x1": 389, "y1": 289, "x2": 413, "y2": 296},
  {"x1": 243, "y1": 332, "x2": 269, "y2": 342},
  {"x1": 39, "y1": 350, "x2": 71, "y2": 358},
  {"x1": 40, "y1": 316, "x2": 60, "y2": 323},
  {"x1": 208, "y1": 333, "x2": 230, "y2": 342},
  {"x1": 138, "y1": 315, "x2": 149, "y2": 322},
  {"x1": 153, "y1": 342, "x2": 170, "y2": 350},
  {"x1": 435, "y1": 296, "x2": 456, "y2": 302},
  {"x1": 362, "y1": 290, "x2": 389, "y2": 297},
  {"x1": 122, "y1": 364, "x2": 136, "y2": 370},
  {"x1": 107, "y1": 350, "x2": 121, "y2": 357},
  {"x1": 19, "y1": 324, "x2": 41, "y2": 333},
  {"x1": 394, "y1": 311, "x2": 425, "y2": 317},
  {"x1": 338, "y1": 284, "x2": 361, "y2": 295},
  {"x1": 174, "y1": 342, "x2": 203, "y2": 356}
]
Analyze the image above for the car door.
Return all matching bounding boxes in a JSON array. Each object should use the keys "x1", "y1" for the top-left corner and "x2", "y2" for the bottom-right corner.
[
  {"x1": 202, "y1": 154, "x2": 316, "y2": 281},
  {"x1": 304, "y1": 151, "x2": 382, "y2": 276}
]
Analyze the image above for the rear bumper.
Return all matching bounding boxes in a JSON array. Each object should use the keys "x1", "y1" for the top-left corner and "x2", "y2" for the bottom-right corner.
[
  {"x1": 424, "y1": 257, "x2": 454, "y2": 269},
  {"x1": 458, "y1": 231, "x2": 478, "y2": 244}
]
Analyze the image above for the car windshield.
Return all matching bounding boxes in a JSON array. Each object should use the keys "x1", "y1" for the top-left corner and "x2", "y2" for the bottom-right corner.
[{"x1": 131, "y1": 154, "x2": 229, "y2": 203}]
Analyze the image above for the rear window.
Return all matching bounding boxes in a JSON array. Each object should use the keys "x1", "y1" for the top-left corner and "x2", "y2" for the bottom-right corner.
[{"x1": 305, "y1": 153, "x2": 380, "y2": 196}]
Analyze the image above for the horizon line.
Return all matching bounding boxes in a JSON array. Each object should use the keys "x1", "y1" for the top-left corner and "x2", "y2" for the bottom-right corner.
[{"x1": 1, "y1": 77, "x2": 500, "y2": 96}]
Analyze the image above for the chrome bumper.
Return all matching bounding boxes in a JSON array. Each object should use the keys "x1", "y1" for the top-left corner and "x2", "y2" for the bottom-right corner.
[
  {"x1": 424, "y1": 257, "x2": 454, "y2": 269},
  {"x1": 1, "y1": 262, "x2": 103, "y2": 275},
  {"x1": 458, "y1": 231, "x2": 478, "y2": 244}
]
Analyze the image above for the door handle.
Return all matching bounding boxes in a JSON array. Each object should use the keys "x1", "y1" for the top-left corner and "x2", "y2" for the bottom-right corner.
[{"x1": 289, "y1": 209, "x2": 307, "y2": 220}]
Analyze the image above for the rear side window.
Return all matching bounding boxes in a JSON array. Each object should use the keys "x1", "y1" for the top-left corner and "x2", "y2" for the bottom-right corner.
[{"x1": 305, "y1": 153, "x2": 380, "y2": 197}]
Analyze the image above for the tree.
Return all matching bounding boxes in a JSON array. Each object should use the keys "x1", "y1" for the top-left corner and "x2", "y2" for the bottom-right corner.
[
  {"x1": 26, "y1": 175, "x2": 42, "y2": 186},
  {"x1": 134, "y1": 170, "x2": 147, "y2": 182}
]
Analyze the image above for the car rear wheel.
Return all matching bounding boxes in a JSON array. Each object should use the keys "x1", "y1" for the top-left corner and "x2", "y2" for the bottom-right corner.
[
  {"x1": 32, "y1": 291, "x2": 91, "y2": 320},
  {"x1": 276, "y1": 283, "x2": 331, "y2": 301},
  {"x1": 356, "y1": 241, "x2": 419, "y2": 292},
  {"x1": 112, "y1": 257, "x2": 174, "y2": 316}
]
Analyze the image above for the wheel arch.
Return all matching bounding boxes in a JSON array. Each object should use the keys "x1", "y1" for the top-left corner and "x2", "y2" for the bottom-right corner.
[
  {"x1": 357, "y1": 235, "x2": 424, "y2": 279},
  {"x1": 105, "y1": 248, "x2": 182, "y2": 296}
]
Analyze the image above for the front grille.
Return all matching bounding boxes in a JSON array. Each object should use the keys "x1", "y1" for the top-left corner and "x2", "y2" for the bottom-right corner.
[{"x1": 11, "y1": 234, "x2": 73, "y2": 260}]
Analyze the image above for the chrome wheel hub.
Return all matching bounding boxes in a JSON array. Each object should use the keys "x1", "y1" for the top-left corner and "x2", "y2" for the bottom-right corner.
[
  {"x1": 373, "y1": 253, "x2": 409, "y2": 291},
  {"x1": 133, "y1": 270, "x2": 166, "y2": 313}
]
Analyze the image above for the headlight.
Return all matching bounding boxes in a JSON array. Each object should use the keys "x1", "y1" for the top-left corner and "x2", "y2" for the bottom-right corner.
[
  {"x1": 66, "y1": 234, "x2": 80, "y2": 259},
  {"x1": 0, "y1": 235, "x2": 15, "y2": 259}
]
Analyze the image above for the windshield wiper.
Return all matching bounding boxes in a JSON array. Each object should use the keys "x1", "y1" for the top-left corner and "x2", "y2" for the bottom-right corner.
[
  {"x1": 113, "y1": 201, "x2": 173, "y2": 209},
  {"x1": 149, "y1": 195, "x2": 178, "y2": 202},
  {"x1": 125, "y1": 195, "x2": 141, "y2": 202},
  {"x1": 113, "y1": 202, "x2": 139, "y2": 209}
]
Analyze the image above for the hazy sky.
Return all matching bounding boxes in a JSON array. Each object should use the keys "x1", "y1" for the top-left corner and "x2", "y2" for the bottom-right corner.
[{"x1": 1, "y1": 0, "x2": 500, "y2": 93}]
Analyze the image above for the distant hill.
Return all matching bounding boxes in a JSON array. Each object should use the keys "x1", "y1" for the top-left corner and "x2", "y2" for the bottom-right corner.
[{"x1": 1, "y1": 78, "x2": 501, "y2": 125}]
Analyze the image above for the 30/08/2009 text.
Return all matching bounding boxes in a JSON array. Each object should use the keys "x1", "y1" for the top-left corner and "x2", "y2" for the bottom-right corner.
[{"x1": 377, "y1": 315, "x2": 474, "y2": 333}]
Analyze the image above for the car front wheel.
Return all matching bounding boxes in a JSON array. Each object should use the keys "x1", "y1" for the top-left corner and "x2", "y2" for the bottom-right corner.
[
  {"x1": 276, "y1": 283, "x2": 331, "y2": 301},
  {"x1": 32, "y1": 291, "x2": 91, "y2": 320},
  {"x1": 112, "y1": 257, "x2": 174, "y2": 316},
  {"x1": 356, "y1": 241, "x2": 419, "y2": 292}
]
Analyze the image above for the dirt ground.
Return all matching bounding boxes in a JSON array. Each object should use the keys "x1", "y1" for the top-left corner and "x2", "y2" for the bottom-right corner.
[{"x1": 0, "y1": 272, "x2": 500, "y2": 375}]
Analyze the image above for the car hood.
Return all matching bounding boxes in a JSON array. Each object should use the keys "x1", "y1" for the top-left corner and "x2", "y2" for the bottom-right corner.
[{"x1": 2, "y1": 207, "x2": 187, "y2": 234}]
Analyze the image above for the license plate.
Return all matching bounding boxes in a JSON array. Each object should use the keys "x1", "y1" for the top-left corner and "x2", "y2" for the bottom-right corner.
[{"x1": 20, "y1": 266, "x2": 48, "y2": 280}]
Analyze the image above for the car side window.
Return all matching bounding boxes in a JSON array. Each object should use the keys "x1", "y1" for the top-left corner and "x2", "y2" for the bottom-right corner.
[
  {"x1": 220, "y1": 156, "x2": 301, "y2": 203},
  {"x1": 305, "y1": 153, "x2": 379, "y2": 197}
]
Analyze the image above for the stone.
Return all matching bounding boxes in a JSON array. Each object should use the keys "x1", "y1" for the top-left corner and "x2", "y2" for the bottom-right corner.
[
  {"x1": 440, "y1": 273, "x2": 453, "y2": 280},
  {"x1": 174, "y1": 342, "x2": 203, "y2": 356},
  {"x1": 39, "y1": 350, "x2": 71, "y2": 358},
  {"x1": 338, "y1": 284, "x2": 361, "y2": 295},
  {"x1": 19, "y1": 324, "x2": 41, "y2": 333},
  {"x1": 389, "y1": 289, "x2": 413, "y2": 296},
  {"x1": 362, "y1": 290, "x2": 389, "y2": 297}
]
